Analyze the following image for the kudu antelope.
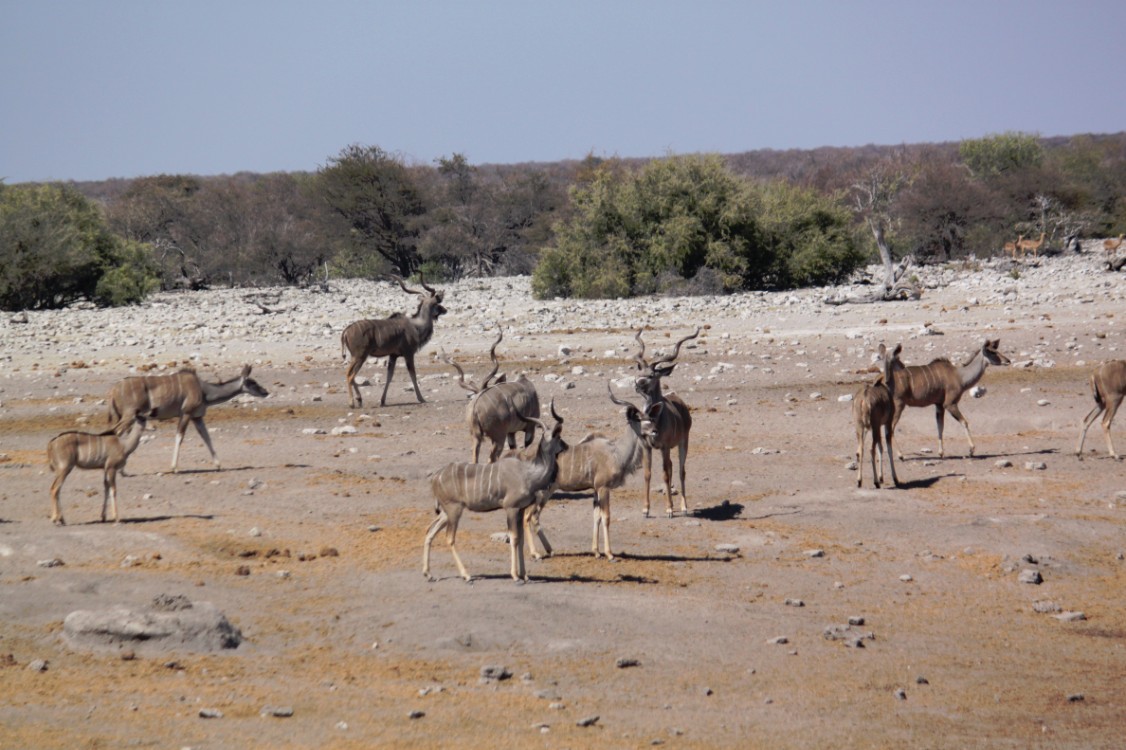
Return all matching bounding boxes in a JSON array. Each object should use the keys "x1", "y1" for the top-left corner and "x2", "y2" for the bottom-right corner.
[
  {"x1": 1076, "y1": 360, "x2": 1126, "y2": 459},
  {"x1": 48, "y1": 415, "x2": 148, "y2": 525},
  {"x1": 525, "y1": 381, "x2": 658, "y2": 561},
  {"x1": 1017, "y1": 231, "x2": 1046, "y2": 259},
  {"x1": 341, "y1": 276, "x2": 447, "y2": 408},
  {"x1": 444, "y1": 329, "x2": 540, "y2": 462},
  {"x1": 107, "y1": 365, "x2": 268, "y2": 472},
  {"x1": 889, "y1": 339, "x2": 1010, "y2": 459},
  {"x1": 854, "y1": 344, "x2": 903, "y2": 488},
  {"x1": 633, "y1": 327, "x2": 699, "y2": 517},
  {"x1": 1104, "y1": 234, "x2": 1125, "y2": 257},
  {"x1": 424, "y1": 401, "x2": 566, "y2": 583}
]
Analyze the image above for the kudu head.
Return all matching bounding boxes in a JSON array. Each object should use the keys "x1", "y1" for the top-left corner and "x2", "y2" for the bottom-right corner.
[
  {"x1": 982, "y1": 339, "x2": 1010, "y2": 367},
  {"x1": 520, "y1": 399, "x2": 567, "y2": 468},
  {"x1": 393, "y1": 274, "x2": 447, "y2": 320},
  {"x1": 238, "y1": 364, "x2": 270, "y2": 399},
  {"x1": 632, "y1": 327, "x2": 700, "y2": 403},
  {"x1": 443, "y1": 327, "x2": 505, "y2": 396},
  {"x1": 876, "y1": 343, "x2": 903, "y2": 395},
  {"x1": 607, "y1": 381, "x2": 659, "y2": 447}
]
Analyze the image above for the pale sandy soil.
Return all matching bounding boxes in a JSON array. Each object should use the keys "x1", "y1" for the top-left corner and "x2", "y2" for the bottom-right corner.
[{"x1": 1, "y1": 250, "x2": 1124, "y2": 749}]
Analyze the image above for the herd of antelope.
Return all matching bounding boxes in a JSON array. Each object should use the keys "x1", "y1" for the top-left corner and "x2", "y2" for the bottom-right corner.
[{"x1": 43, "y1": 274, "x2": 1126, "y2": 583}]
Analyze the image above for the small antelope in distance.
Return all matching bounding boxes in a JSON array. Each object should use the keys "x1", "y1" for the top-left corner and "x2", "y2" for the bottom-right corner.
[
  {"x1": 889, "y1": 339, "x2": 1010, "y2": 459},
  {"x1": 424, "y1": 401, "x2": 566, "y2": 583},
  {"x1": 524, "y1": 381, "x2": 658, "y2": 561},
  {"x1": 341, "y1": 275, "x2": 447, "y2": 408},
  {"x1": 107, "y1": 365, "x2": 268, "y2": 473},
  {"x1": 1104, "y1": 234, "x2": 1125, "y2": 257},
  {"x1": 1003, "y1": 235, "x2": 1022, "y2": 260},
  {"x1": 1076, "y1": 360, "x2": 1126, "y2": 460},
  {"x1": 444, "y1": 328, "x2": 540, "y2": 462},
  {"x1": 1016, "y1": 231, "x2": 1046, "y2": 259},
  {"x1": 633, "y1": 327, "x2": 699, "y2": 517},
  {"x1": 854, "y1": 344, "x2": 903, "y2": 489},
  {"x1": 48, "y1": 414, "x2": 148, "y2": 525}
]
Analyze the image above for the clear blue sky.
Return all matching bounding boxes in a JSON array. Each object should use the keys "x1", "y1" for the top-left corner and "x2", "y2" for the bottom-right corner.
[{"x1": 3, "y1": 0, "x2": 1124, "y2": 183}]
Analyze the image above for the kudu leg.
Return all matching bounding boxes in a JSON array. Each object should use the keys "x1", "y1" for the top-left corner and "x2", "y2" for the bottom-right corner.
[
  {"x1": 102, "y1": 466, "x2": 120, "y2": 523},
  {"x1": 523, "y1": 498, "x2": 553, "y2": 560},
  {"x1": 676, "y1": 440, "x2": 689, "y2": 514},
  {"x1": 594, "y1": 487, "x2": 613, "y2": 560},
  {"x1": 883, "y1": 424, "x2": 899, "y2": 487},
  {"x1": 1103, "y1": 395, "x2": 1122, "y2": 459},
  {"x1": 192, "y1": 416, "x2": 221, "y2": 469},
  {"x1": 641, "y1": 448, "x2": 654, "y2": 518},
  {"x1": 661, "y1": 448, "x2": 676, "y2": 517},
  {"x1": 869, "y1": 430, "x2": 882, "y2": 489},
  {"x1": 345, "y1": 353, "x2": 369, "y2": 409},
  {"x1": 422, "y1": 511, "x2": 447, "y2": 580},
  {"x1": 855, "y1": 424, "x2": 866, "y2": 488},
  {"x1": 946, "y1": 403, "x2": 975, "y2": 457},
  {"x1": 379, "y1": 356, "x2": 398, "y2": 407},
  {"x1": 49, "y1": 468, "x2": 72, "y2": 525},
  {"x1": 934, "y1": 405, "x2": 946, "y2": 458},
  {"x1": 506, "y1": 506, "x2": 527, "y2": 582},
  {"x1": 404, "y1": 355, "x2": 426, "y2": 404},
  {"x1": 1076, "y1": 402, "x2": 1105, "y2": 457}
]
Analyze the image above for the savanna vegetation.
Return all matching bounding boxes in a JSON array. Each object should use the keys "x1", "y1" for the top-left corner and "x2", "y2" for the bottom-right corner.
[{"x1": 2, "y1": 131, "x2": 1124, "y2": 310}]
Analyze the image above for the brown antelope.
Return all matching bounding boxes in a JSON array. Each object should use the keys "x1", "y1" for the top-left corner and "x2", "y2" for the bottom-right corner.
[
  {"x1": 48, "y1": 415, "x2": 148, "y2": 525},
  {"x1": 889, "y1": 339, "x2": 1010, "y2": 459},
  {"x1": 854, "y1": 344, "x2": 903, "y2": 488},
  {"x1": 424, "y1": 401, "x2": 566, "y2": 583},
  {"x1": 1104, "y1": 234, "x2": 1125, "y2": 257},
  {"x1": 1016, "y1": 231, "x2": 1046, "y2": 259},
  {"x1": 633, "y1": 327, "x2": 699, "y2": 517},
  {"x1": 444, "y1": 329, "x2": 540, "y2": 462},
  {"x1": 107, "y1": 365, "x2": 268, "y2": 473},
  {"x1": 525, "y1": 381, "x2": 658, "y2": 561},
  {"x1": 1076, "y1": 360, "x2": 1126, "y2": 460},
  {"x1": 1003, "y1": 235, "x2": 1022, "y2": 259},
  {"x1": 342, "y1": 276, "x2": 447, "y2": 408}
]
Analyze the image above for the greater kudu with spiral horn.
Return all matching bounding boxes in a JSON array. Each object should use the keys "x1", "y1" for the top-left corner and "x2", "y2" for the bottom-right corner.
[
  {"x1": 633, "y1": 327, "x2": 699, "y2": 517},
  {"x1": 524, "y1": 381, "x2": 658, "y2": 561},
  {"x1": 341, "y1": 275, "x2": 447, "y2": 408},
  {"x1": 424, "y1": 401, "x2": 566, "y2": 583},
  {"x1": 443, "y1": 328, "x2": 540, "y2": 463}
]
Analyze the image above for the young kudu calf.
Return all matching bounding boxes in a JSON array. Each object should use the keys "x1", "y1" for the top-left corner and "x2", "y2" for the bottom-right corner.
[
  {"x1": 48, "y1": 415, "x2": 148, "y2": 525},
  {"x1": 444, "y1": 329, "x2": 540, "y2": 462},
  {"x1": 633, "y1": 327, "x2": 699, "y2": 517},
  {"x1": 424, "y1": 402, "x2": 566, "y2": 583},
  {"x1": 889, "y1": 339, "x2": 1010, "y2": 459},
  {"x1": 342, "y1": 276, "x2": 447, "y2": 408},
  {"x1": 524, "y1": 382, "x2": 657, "y2": 561},
  {"x1": 107, "y1": 365, "x2": 268, "y2": 472},
  {"x1": 1076, "y1": 359, "x2": 1126, "y2": 459},
  {"x1": 854, "y1": 344, "x2": 903, "y2": 488}
]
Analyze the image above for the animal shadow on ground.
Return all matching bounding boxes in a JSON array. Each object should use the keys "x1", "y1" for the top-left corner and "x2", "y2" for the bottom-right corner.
[
  {"x1": 690, "y1": 501, "x2": 744, "y2": 521},
  {"x1": 894, "y1": 475, "x2": 947, "y2": 491},
  {"x1": 74, "y1": 514, "x2": 216, "y2": 526}
]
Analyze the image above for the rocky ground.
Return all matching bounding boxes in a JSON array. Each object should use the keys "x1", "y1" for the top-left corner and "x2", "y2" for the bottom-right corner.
[{"x1": 1, "y1": 246, "x2": 1125, "y2": 749}]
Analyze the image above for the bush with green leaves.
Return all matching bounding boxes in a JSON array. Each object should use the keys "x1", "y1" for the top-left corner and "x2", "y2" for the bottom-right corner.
[
  {"x1": 0, "y1": 182, "x2": 159, "y2": 310},
  {"x1": 532, "y1": 155, "x2": 861, "y2": 299}
]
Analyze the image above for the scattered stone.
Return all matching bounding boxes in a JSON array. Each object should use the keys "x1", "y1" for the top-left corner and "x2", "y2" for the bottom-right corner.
[
  {"x1": 994, "y1": 459, "x2": 1013, "y2": 468},
  {"x1": 1037, "y1": 399, "x2": 1050, "y2": 406},
  {"x1": 1055, "y1": 611, "x2": 1087, "y2": 622},
  {"x1": 1018, "y1": 568, "x2": 1043, "y2": 585},
  {"x1": 479, "y1": 665, "x2": 512, "y2": 683},
  {"x1": 766, "y1": 636, "x2": 789, "y2": 645},
  {"x1": 1067, "y1": 693, "x2": 1085, "y2": 703},
  {"x1": 36, "y1": 558, "x2": 64, "y2": 568},
  {"x1": 63, "y1": 600, "x2": 242, "y2": 653},
  {"x1": 151, "y1": 594, "x2": 193, "y2": 611},
  {"x1": 319, "y1": 547, "x2": 339, "y2": 558},
  {"x1": 235, "y1": 565, "x2": 251, "y2": 576},
  {"x1": 894, "y1": 688, "x2": 907, "y2": 701},
  {"x1": 615, "y1": 658, "x2": 640, "y2": 669},
  {"x1": 1024, "y1": 461, "x2": 1047, "y2": 471},
  {"x1": 784, "y1": 598, "x2": 805, "y2": 608},
  {"x1": 576, "y1": 715, "x2": 600, "y2": 727},
  {"x1": 916, "y1": 676, "x2": 929, "y2": 685},
  {"x1": 715, "y1": 544, "x2": 740, "y2": 554},
  {"x1": 260, "y1": 706, "x2": 294, "y2": 718},
  {"x1": 199, "y1": 708, "x2": 223, "y2": 719},
  {"x1": 408, "y1": 710, "x2": 425, "y2": 720},
  {"x1": 27, "y1": 659, "x2": 48, "y2": 672},
  {"x1": 899, "y1": 574, "x2": 913, "y2": 582},
  {"x1": 970, "y1": 385, "x2": 986, "y2": 398},
  {"x1": 847, "y1": 616, "x2": 865, "y2": 626},
  {"x1": 838, "y1": 393, "x2": 854, "y2": 402},
  {"x1": 805, "y1": 549, "x2": 825, "y2": 558},
  {"x1": 331, "y1": 425, "x2": 357, "y2": 435},
  {"x1": 1033, "y1": 600, "x2": 1062, "y2": 614}
]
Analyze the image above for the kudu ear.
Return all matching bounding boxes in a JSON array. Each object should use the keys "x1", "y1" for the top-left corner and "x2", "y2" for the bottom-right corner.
[
  {"x1": 495, "y1": 373, "x2": 507, "y2": 384},
  {"x1": 241, "y1": 364, "x2": 252, "y2": 377},
  {"x1": 654, "y1": 363, "x2": 676, "y2": 378},
  {"x1": 892, "y1": 343, "x2": 902, "y2": 357}
]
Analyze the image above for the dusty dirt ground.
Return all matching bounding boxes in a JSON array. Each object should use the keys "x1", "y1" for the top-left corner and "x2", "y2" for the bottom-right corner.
[{"x1": 2, "y1": 253, "x2": 1125, "y2": 749}]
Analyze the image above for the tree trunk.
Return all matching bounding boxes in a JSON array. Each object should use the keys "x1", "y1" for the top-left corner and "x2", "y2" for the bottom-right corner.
[{"x1": 867, "y1": 217, "x2": 895, "y2": 292}]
